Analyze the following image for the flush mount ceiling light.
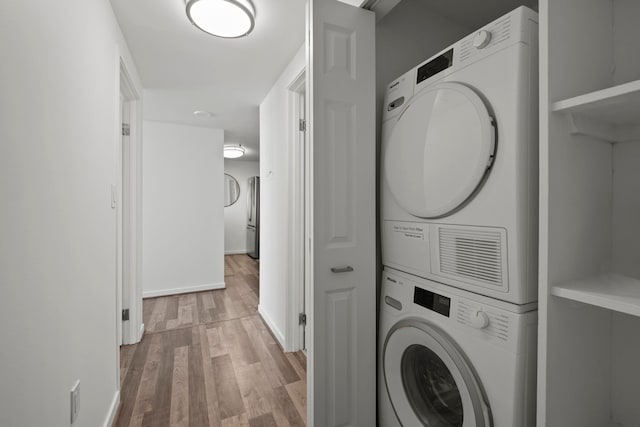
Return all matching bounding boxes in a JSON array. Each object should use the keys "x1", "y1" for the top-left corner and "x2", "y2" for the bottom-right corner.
[
  {"x1": 224, "y1": 144, "x2": 246, "y2": 158},
  {"x1": 193, "y1": 110, "x2": 214, "y2": 118},
  {"x1": 186, "y1": 0, "x2": 255, "y2": 38}
]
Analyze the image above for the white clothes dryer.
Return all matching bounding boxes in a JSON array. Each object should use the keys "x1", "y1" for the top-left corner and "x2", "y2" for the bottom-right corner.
[
  {"x1": 381, "y1": 6, "x2": 539, "y2": 304},
  {"x1": 378, "y1": 268, "x2": 538, "y2": 427}
]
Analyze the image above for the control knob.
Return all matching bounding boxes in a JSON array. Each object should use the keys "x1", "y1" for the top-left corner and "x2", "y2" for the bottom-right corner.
[
  {"x1": 473, "y1": 30, "x2": 492, "y2": 49},
  {"x1": 470, "y1": 310, "x2": 490, "y2": 329}
]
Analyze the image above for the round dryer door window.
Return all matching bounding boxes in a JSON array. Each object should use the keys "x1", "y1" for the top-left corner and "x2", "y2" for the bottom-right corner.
[
  {"x1": 384, "y1": 82, "x2": 496, "y2": 218},
  {"x1": 383, "y1": 319, "x2": 491, "y2": 426}
]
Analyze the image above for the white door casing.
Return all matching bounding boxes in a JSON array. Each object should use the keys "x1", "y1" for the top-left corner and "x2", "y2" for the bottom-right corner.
[
  {"x1": 117, "y1": 95, "x2": 124, "y2": 347},
  {"x1": 286, "y1": 70, "x2": 307, "y2": 352},
  {"x1": 119, "y1": 58, "x2": 143, "y2": 346},
  {"x1": 306, "y1": 1, "x2": 376, "y2": 425}
]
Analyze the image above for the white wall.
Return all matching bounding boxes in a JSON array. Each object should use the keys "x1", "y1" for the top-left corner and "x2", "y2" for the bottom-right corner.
[
  {"x1": 142, "y1": 121, "x2": 225, "y2": 298},
  {"x1": 612, "y1": 141, "x2": 640, "y2": 279},
  {"x1": 607, "y1": 4, "x2": 640, "y2": 423},
  {"x1": 224, "y1": 160, "x2": 259, "y2": 254},
  {"x1": 611, "y1": 141, "x2": 640, "y2": 427},
  {"x1": 258, "y1": 45, "x2": 305, "y2": 346},
  {"x1": 0, "y1": 1, "x2": 141, "y2": 426}
]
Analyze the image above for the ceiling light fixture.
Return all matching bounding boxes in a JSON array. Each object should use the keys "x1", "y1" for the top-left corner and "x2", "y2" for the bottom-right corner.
[
  {"x1": 185, "y1": 0, "x2": 256, "y2": 38},
  {"x1": 193, "y1": 110, "x2": 214, "y2": 118},
  {"x1": 224, "y1": 144, "x2": 246, "y2": 158}
]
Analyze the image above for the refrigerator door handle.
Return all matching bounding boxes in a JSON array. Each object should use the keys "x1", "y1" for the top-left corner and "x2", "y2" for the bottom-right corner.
[
  {"x1": 247, "y1": 179, "x2": 253, "y2": 223},
  {"x1": 330, "y1": 266, "x2": 354, "y2": 273}
]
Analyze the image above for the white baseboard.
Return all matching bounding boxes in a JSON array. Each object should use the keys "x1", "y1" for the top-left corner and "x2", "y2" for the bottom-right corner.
[
  {"x1": 225, "y1": 249, "x2": 247, "y2": 255},
  {"x1": 103, "y1": 390, "x2": 120, "y2": 427},
  {"x1": 258, "y1": 305, "x2": 286, "y2": 349},
  {"x1": 139, "y1": 323, "x2": 145, "y2": 342},
  {"x1": 143, "y1": 282, "x2": 226, "y2": 298}
]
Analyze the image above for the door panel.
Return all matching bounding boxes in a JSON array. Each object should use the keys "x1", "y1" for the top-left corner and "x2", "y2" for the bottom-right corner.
[{"x1": 307, "y1": 1, "x2": 376, "y2": 425}]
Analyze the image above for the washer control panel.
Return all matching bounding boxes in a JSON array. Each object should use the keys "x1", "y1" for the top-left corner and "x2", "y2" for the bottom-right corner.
[
  {"x1": 381, "y1": 269, "x2": 537, "y2": 353},
  {"x1": 457, "y1": 299, "x2": 511, "y2": 342},
  {"x1": 414, "y1": 286, "x2": 451, "y2": 317}
]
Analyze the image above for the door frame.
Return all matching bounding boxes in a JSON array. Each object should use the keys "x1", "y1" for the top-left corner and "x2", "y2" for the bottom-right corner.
[
  {"x1": 118, "y1": 56, "x2": 144, "y2": 347},
  {"x1": 285, "y1": 70, "x2": 308, "y2": 352}
]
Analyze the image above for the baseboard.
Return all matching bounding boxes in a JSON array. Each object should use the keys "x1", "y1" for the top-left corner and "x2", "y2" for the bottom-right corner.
[
  {"x1": 225, "y1": 249, "x2": 247, "y2": 255},
  {"x1": 103, "y1": 390, "x2": 120, "y2": 427},
  {"x1": 139, "y1": 323, "x2": 145, "y2": 342},
  {"x1": 143, "y1": 282, "x2": 226, "y2": 298},
  {"x1": 258, "y1": 305, "x2": 286, "y2": 349}
]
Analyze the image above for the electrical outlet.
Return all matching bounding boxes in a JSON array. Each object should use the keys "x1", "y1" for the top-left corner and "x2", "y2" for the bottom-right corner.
[{"x1": 70, "y1": 380, "x2": 80, "y2": 424}]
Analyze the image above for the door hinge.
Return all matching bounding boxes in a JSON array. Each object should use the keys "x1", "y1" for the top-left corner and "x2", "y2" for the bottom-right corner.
[
  {"x1": 298, "y1": 312, "x2": 307, "y2": 326},
  {"x1": 299, "y1": 119, "x2": 306, "y2": 132},
  {"x1": 111, "y1": 184, "x2": 117, "y2": 209},
  {"x1": 122, "y1": 123, "x2": 130, "y2": 136},
  {"x1": 122, "y1": 309, "x2": 130, "y2": 321}
]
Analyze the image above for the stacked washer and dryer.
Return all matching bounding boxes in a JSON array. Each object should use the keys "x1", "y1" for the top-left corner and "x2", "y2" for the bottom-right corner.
[{"x1": 379, "y1": 7, "x2": 539, "y2": 427}]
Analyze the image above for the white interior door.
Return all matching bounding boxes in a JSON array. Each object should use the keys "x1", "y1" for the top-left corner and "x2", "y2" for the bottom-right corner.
[{"x1": 306, "y1": 1, "x2": 376, "y2": 425}]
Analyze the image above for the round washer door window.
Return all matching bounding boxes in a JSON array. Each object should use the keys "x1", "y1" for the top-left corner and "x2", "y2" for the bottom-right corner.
[
  {"x1": 384, "y1": 82, "x2": 495, "y2": 218},
  {"x1": 383, "y1": 319, "x2": 491, "y2": 427}
]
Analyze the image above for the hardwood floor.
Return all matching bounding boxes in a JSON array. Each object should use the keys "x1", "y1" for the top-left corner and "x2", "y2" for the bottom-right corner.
[{"x1": 116, "y1": 255, "x2": 306, "y2": 427}]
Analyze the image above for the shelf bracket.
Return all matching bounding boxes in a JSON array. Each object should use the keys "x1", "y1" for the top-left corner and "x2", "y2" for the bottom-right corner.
[
  {"x1": 565, "y1": 113, "x2": 640, "y2": 143},
  {"x1": 566, "y1": 113, "x2": 616, "y2": 143}
]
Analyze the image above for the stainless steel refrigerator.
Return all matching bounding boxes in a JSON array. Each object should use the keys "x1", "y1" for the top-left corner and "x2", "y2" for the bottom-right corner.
[{"x1": 246, "y1": 176, "x2": 260, "y2": 259}]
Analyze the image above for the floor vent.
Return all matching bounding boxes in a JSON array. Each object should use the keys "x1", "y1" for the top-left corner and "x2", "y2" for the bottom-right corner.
[{"x1": 438, "y1": 227, "x2": 504, "y2": 287}]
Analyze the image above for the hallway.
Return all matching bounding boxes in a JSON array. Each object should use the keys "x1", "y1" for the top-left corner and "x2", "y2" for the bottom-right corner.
[{"x1": 116, "y1": 255, "x2": 307, "y2": 426}]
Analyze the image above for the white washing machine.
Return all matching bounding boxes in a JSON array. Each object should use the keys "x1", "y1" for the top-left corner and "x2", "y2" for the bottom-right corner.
[
  {"x1": 381, "y1": 6, "x2": 538, "y2": 304},
  {"x1": 378, "y1": 268, "x2": 537, "y2": 426}
]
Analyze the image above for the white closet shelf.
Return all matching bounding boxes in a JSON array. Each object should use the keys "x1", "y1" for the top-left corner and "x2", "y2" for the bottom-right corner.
[
  {"x1": 552, "y1": 80, "x2": 640, "y2": 143},
  {"x1": 552, "y1": 273, "x2": 640, "y2": 317}
]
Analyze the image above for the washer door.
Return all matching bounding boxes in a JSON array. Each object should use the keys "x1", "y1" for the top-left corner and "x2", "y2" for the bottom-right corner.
[
  {"x1": 383, "y1": 319, "x2": 492, "y2": 427},
  {"x1": 384, "y1": 82, "x2": 496, "y2": 218}
]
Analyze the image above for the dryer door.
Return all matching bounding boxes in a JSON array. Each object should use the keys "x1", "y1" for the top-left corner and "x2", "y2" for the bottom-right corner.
[
  {"x1": 383, "y1": 319, "x2": 492, "y2": 427},
  {"x1": 384, "y1": 82, "x2": 495, "y2": 218}
]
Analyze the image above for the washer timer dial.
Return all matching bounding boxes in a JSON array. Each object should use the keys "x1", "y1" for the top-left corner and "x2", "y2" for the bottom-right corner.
[{"x1": 470, "y1": 310, "x2": 490, "y2": 329}]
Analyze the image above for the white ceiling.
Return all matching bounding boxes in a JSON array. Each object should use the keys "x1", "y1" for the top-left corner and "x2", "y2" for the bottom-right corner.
[
  {"x1": 110, "y1": 0, "x2": 537, "y2": 162},
  {"x1": 110, "y1": 0, "x2": 306, "y2": 161}
]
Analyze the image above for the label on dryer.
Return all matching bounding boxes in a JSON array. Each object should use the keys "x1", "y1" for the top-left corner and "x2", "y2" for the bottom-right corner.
[
  {"x1": 393, "y1": 223, "x2": 425, "y2": 240},
  {"x1": 382, "y1": 221, "x2": 430, "y2": 276}
]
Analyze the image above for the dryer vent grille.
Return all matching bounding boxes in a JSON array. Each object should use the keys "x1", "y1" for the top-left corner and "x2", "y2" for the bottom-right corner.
[{"x1": 438, "y1": 228, "x2": 503, "y2": 287}]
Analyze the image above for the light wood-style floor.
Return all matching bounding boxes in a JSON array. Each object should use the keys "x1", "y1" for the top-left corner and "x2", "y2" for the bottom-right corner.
[{"x1": 116, "y1": 255, "x2": 307, "y2": 427}]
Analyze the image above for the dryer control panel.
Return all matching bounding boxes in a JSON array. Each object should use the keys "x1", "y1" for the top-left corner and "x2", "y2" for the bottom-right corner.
[
  {"x1": 416, "y1": 48, "x2": 453, "y2": 84},
  {"x1": 382, "y1": 6, "x2": 537, "y2": 122},
  {"x1": 382, "y1": 70, "x2": 414, "y2": 122}
]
